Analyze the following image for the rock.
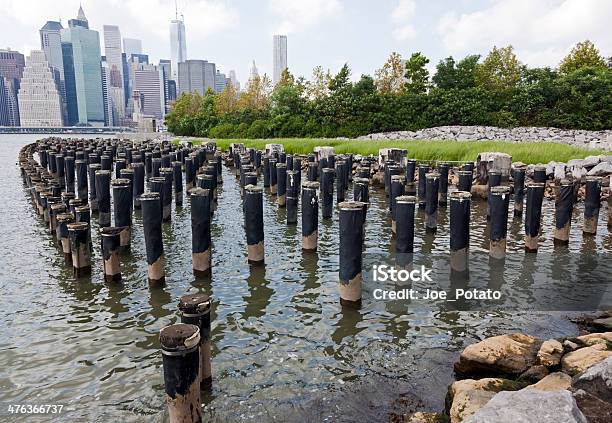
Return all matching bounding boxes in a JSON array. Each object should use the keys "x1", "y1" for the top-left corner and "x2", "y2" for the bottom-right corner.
[
  {"x1": 448, "y1": 378, "x2": 524, "y2": 423},
  {"x1": 561, "y1": 345, "x2": 612, "y2": 375},
  {"x1": 587, "y1": 162, "x2": 612, "y2": 177},
  {"x1": 313, "y1": 146, "x2": 334, "y2": 160},
  {"x1": 378, "y1": 148, "x2": 407, "y2": 167},
  {"x1": 538, "y1": 339, "x2": 564, "y2": 367},
  {"x1": 576, "y1": 332, "x2": 612, "y2": 347},
  {"x1": 512, "y1": 161, "x2": 527, "y2": 169},
  {"x1": 476, "y1": 152, "x2": 512, "y2": 183},
  {"x1": 592, "y1": 317, "x2": 612, "y2": 330},
  {"x1": 450, "y1": 389, "x2": 496, "y2": 423},
  {"x1": 572, "y1": 389, "x2": 612, "y2": 423},
  {"x1": 470, "y1": 185, "x2": 488, "y2": 200},
  {"x1": 554, "y1": 164, "x2": 567, "y2": 180},
  {"x1": 526, "y1": 372, "x2": 572, "y2": 391},
  {"x1": 454, "y1": 333, "x2": 540, "y2": 376},
  {"x1": 582, "y1": 156, "x2": 601, "y2": 168},
  {"x1": 564, "y1": 340, "x2": 580, "y2": 352},
  {"x1": 462, "y1": 389, "x2": 587, "y2": 423},
  {"x1": 264, "y1": 143, "x2": 284, "y2": 155},
  {"x1": 404, "y1": 411, "x2": 447, "y2": 423},
  {"x1": 518, "y1": 365, "x2": 549, "y2": 383},
  {"x1": 449, "y1": 378, "x2": 522, "y2": 399},
  {"x1": 572, "y1": 356, "x2": 612, "y2": 403}
]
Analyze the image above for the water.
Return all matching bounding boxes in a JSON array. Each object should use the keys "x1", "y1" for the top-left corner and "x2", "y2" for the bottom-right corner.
[{"x1": 1, "y1": 134, "x2": 610, "y2": 422}]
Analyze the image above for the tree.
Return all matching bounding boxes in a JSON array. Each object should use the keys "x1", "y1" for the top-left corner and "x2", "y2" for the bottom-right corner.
[
  {"x1": 374, "y1": 52, "x2": 405, "y2": 94},
  {"x1": 404, "y1": 52, "x2": 430, "y2": 94},
  {"x1": 475, "y1": 45, "x2": 522, "y2": 91},
  {"x1": 328, "y1": 63, "x2": 351, "y2": 93},
  {"x1": 213, "y1": 83, "x2": 238, "y2": 116},
  {"x1": 559, "y1": 40, "x2": 607, "y2": 74},
  {"x1": 305, "y1": 66, "x2": 331, "y2": 100},
  {"x1": 238, "y1": 73, "x2": 272, "y2": 112}
]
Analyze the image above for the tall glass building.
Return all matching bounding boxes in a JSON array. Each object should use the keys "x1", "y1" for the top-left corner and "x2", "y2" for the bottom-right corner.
[
  {"x1": 169, "y1": 16, "x2": 186, "y2": 81},
  {"x1": 60, "y1": 6, "x2": 105, "y2": 126}
]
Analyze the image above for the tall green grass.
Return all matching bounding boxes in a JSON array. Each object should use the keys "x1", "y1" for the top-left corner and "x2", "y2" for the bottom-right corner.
[{"x1": 176, "y1": 138, "x2": 604, "y2": 164}]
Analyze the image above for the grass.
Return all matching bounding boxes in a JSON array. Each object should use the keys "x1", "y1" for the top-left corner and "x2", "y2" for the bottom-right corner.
[{"x1": 173, "y1": 138, "x2": 605, "y2": 165}]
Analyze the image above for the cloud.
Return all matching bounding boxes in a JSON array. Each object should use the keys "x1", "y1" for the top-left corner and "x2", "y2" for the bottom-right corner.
[
  {"x1": 391, "y1": 0, "x2": 417, "y2": 41},
  {"x1": 268, "y1": 0, "x2": 342, "y2": 34},
  {"x1": 437, "y1": 0, "x2": 612, "y2": 66}
]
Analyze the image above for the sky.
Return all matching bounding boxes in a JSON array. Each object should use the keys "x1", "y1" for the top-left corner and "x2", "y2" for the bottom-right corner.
[{"x1": 1, "y1": 0, "x2": 611, "y2": 85}]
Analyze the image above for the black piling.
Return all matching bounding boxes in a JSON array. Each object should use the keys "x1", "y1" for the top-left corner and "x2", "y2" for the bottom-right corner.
[
  {"x1": 173, "y1": 162, "x2": 183, "y2": 206},
  {"x1": 406, "y1": 159, "x2": 416, "y2": 183},
  {"x1": 438, "y1": 163, "x2": 449, "y2": 207},
  {"x1": 75, "y1": 159, "x2": 87, "y2": 199},
  {"x1": 524, "y1": 182, "x2": 545, "y2": 252},
  {"x1": 533, "y1": 166, "x2": 547, "y2": 184},
  {"x1": 417, "y1": 164, "x2": 429, "y2": 209},
  {"x1": 68, "y1": 222, "x2": 91, "y2": 277},
  {"x1": 190, "y1": 188, "x2": 212, "y2": 278},
  {"x1": 321, "y1": 168, "x2": 334, "y2": 219},
  {"x1": 244, "y1": 185, "x2": 264, "y2": 264},
  {"x1": 132, "y1": 162, "x2": 145, "y2": 209},
  {"x1": 56, "y1": 213, "x2": 74, "y2": 262},
  {"x1": 487, "y1": 170, "x2": 502, "y2": 219},
  {"x1": 450, "y1": 191, "x2": 471, "y2": 274},
  {"x1": 390, "y1": 175, "x2": 405, "y2": 235},
  {"x1": 307, "y1": 162, "x2": 318, "y2": 182},
  {"x1": 583, "y1": 176, "x2": 602, "y2": 235},
  {"x1": 101, "y1": 227, "x2": 122, "y2": 282},
  {"x1": 353, "y1": 177, "x2": 369, "y2": 204},
  {"x1": 159, "y1": 323, "x2": 202, "y2": 423},
  {"x1": 458, "y1": 170, "x2": 473, "y2": 193},
  {"x1": 112, "y1": 178, "x2": 132, "y2": 251},
  {"x1": 263, "y1": 156, "x2": 270, "y2": 188},
  {"x1": 553, "y1": 179, "x2": 574, "y2": 245},
  {"x1": 489, "y1": 186, "x2": 511, "y2": 260},
  {"x1": 395, "y1": 195, "x2": 416, "y2": 266},
  {"x1": 178, "y1": 293, "x2": 213, "y2": 391},
  {"x1": 286, "y1": 170, "x2": 299, "y2": 224},
  {"x1": 425, "y1": 172, "x2": 440, "y2": 233},
  {"x1": 301, "y1": 181, "x2": 319, "y2": 251},
  {"x1": 160, "y1": 168, "x2": 173, "y2": 221},
  {"x1": 339, "y1": 201, "x2": 364, "y2": 308},
  {"x1": 277, "y1": 163, "x2": 287, "y2": 207},
  {"x1": 141, "y1": 192, "x2": 165, "y2": 285},
  {"x1": 269, "y1": 158, "x2": 278, "y2": 195},
  {"x1": 95, "y1": 169, "x2": 111, "y2": 227},
  {"x1": 513, "y1": 167, "x2": 526, "y2": 217}
]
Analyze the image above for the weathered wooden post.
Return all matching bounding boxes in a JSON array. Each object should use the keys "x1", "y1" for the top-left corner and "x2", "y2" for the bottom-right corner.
[
  {"x1": 487, "y1": 170, "x2": 502, "y2": 219},
  {"x1": 56, "y1": 213, "x2": 74, "y2": 262},
  {"x1": 132, "y1": 162, "x2": 145, "y2": 209},
  {"x1": 141, "y1": 192, "x2": 166, "y2": 285},
  {"x1": 390, "y1": 175, "x2": 405, "y2": 235},
  {"x1": 269, "y1": 158, "x2": 278, "y2": 195},
  {"x1": 75, "y1": 159, "x2": 88, "y2": 200},
  {"x1": 277, "y1": 163, "x2": 287, "y2": 207},
  {"x1": 417, "y1": 164, "x2": 429, "y2": 209},
  {"x1": 68, "y1": 222, "x2": 91, "y2": 277},
  {"x1": 336, "y1": 160, "x2": 347, "y2": 202},
  {"x1": 406, "y1": 159, "x2": 416, "y2": 183},
  {"x1": 425, "y1": 172, "x2": 440, "y2": 233},
  {"x1": 533, "y1": 166, "x2": 547, "y2": 184},
  {"x1": 450, "y1": 191, "x2": 471, "y2": 274},
  {"x1": 159, "y1": 323, "x2": 202, "y2": 423},
  {"x1": 553, "y1": 179, "x2": 573, "y2": 246},
  {"x1": 190, "y1": 188, "x2": 212, "y2": 277},
  {"x1": 112, "y1": 178, "x2": 132, "y2": 251},
  {"x1": 178, "y1": 293, "x2": 213, "y2": 390},
  {"x1": 286, "y1": 170, "x2": 299, "y2": 224},
  {"x1": 244, "y1": 185, "x2": 264, "y2": 264},
  {"x1": 438, "y1": 163, "x2": 449, "y2": 207},
  {"x1": 101, "y1": 227, "x2": 122, "y2": 282},
  {"x1": 524, "y1": 182, "x2": 545, "y2": 252},
  {"x1": 95, "y1": 169, "x2": 111, "y2": 227},
  {"x1": 321, "y1": 168, "x2": 334, "y2": 219},
  {"x1": 489, "y1": 186, "x2": 510, "y2": 260},
  {"x1": 395, "y1": 195, "x2": 416, "y2": 267},
  {"x1": 339, "y1": 201, "x2": 364, "y2": 308},
  {"x1": 353, "y1": 177, "x2": 369, "y2": 204},
  {"x1": 458, "y1": 170, "x2": 473, "y2": 193},
  {"x1": 608, "y1": 176, "x2": 612, "y2": 229},
  {"x1": 301, "y1": 181, "x2": 319, "y2": 251},
  {"x1": 55, "y1": 154, "x2": 65, "y2": 188},
  {"x1": 583, "y1": 176, "x2": 602, "y2": 235},
  {"x1": 513, "y1": 167, "x2": 526, "y2": 217},
  {"x1": 263, "y1": 156, "x2": 270, "y2": 188},
  {"x1": 160, "y1": 168, "x2": 173, "y2": 221},
  {"x1": 307, "y1": 161, "x2": 318, "y2": 182}
]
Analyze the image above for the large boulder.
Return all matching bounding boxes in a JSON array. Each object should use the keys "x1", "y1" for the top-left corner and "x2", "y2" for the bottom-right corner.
[
  {"x1": 313, "y1": 146, "x2": 334, "y2": 161},
  {"x1": 561, "y1": 344, "x2": 612, "y2": 375},
  {"x1": 592, "y1": 316, "x2": 612, "y2": 331},
  {"x1": 576, "y1": 332, "x2": 612, "y2": 347},
  {"x1": 476, "y1": 152, "x2": 512, "y2": 183},
  {"x1": 463, "y1": 389, "x2": 587, "y2": 423},
  {"x1": 572, "y1": 389, "x2": 612, "y2": 423},
  {"x1": 448, "y1": 378, "x2": 523, "y2": 423},
  {"x1": 526, "y1": 372, "x2": 572, "y2": 391},
  {"x1": 378, "y1": 148, "x2": 407, "y2": 167},
  {"x1": 454, "y1": 333, "x2": 540, "y2": 376},
  {"x1": 572, "y1": 356, "x2": 612, "y2": 403},
  {"x1": 537, "y1": 339, "x2": 564, "y2": 367},
  {"x1": 404, "y1": 412, "x2": 448, "y2": 423},
  {"x1": 587, "y1": 162, "x2": 612, "y2": 177}
]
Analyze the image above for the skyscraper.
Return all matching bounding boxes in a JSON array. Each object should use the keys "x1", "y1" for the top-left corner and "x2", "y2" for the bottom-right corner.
[
  {"x1": 159, "y1": 59, "x2": 171, "y2": 113},
  {"x1": 18, "y1": 50, "x2": 63, "y2": 127},
  {"x1": 101, "y1": 59, "x2": 113, "y2": 126},
  {"x1": 0, "y1": 49, "x2": 24, "y2": 126},
  {"x1": 229, "y1": 69, "x2": 240, "y2": 92},
  {"x1": 133, "y1": 62, "x2": 165, "y2": 119},
  {"x1": 103, "y1": 25, "x2": 125, "y2": 120},
  {"x1": 40, "y1": 20, "x2": 66, "y2": 119},
  {"x1": 169, "y1": 15, "x2": 186, "y2": 80},
  {"x1": 61, "y1": 6, "x2": 105, "y2": 126},
  {"x1": 123, "y1": 38, "x2": 142, "y2": 58},
  {"x1": 272, "y1": 34, "x2": 287, "y2": 84},
  {"x1": 0, "y1": 78, "x2": 11, "y2": 126},
  {"x1": 178, "y1": 60, "x2": 216, "y2": 95},
  {"x1": 214, "y1": 70, "x2": 227, "y2": 93}
]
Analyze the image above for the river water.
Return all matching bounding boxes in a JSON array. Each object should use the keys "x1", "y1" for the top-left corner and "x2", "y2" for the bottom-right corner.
[{"x1": 0, "y1": 134, "x2": 610, "y2": 422}]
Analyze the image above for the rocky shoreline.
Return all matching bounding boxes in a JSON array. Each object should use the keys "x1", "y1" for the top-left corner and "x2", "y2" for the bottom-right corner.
[
  {"x1": 404, "y1": 312, "x2": 612, "y2": 423},
  {"x1": 357, "y1": 126, "x2": 612, "y2": 151}
]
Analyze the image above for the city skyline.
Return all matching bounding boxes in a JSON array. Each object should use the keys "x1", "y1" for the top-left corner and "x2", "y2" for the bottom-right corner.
[{"x1": 3, "y1": 1, "x2": 612, "y2": 84}]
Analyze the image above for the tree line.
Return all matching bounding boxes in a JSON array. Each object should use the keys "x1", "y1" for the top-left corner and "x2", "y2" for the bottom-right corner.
[{"x1": 166, "y1": 40, "x2": 612, "y2": 138}]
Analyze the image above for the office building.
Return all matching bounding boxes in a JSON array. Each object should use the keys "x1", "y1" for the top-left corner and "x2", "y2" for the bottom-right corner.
[
  {"x1": 229, "y1": 69, "x2": 240, "y2": 92},
  {"x1": 133, "y1": 62, "x2": 165, "y2": 119},
  {"x1": 61, "y1": 6, "x2": 105, "y2": 126},
  {"x1": 178, "y1": 60, "x2": 216, "y2": 95},
  {"x1": 18, "y1": 50, "x2": 63, "y2": 127},
  {"x1": 215, "y1": 70, "x2": 227, "y2": 93},
  {"x1": 169, "y1": 15, "x2": 186, "y2": 80},
  {"x1": 0, "y1": 49, "x2": 24, "y2": 126},
  {"x1": 159, "y1": 59, "x2": 171, "y2": 113},
  {"x1": 123, "y1": 38, "x2": 142, "y2": 58},
  {"x1": 103, "y1": 25, "x2": 125, "y2": 119},
  {"x1": 272, "y1": 34, "x2": 287, "y2": 84},
  {"x1": 40, "y1": 20, "x2": 66, "y2": 115},
  {"x1": 101, "y1": 59, "x2": 113, "y2": 126}
]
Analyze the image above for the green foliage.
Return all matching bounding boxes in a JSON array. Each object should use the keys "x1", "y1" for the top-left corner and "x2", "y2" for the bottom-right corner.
[
  {"x1": 559, "y1": 40, "x2": 607, "y2": 74},
  {"x1": 165, "y1": 43, "x2": 612, "y2": 138}
]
